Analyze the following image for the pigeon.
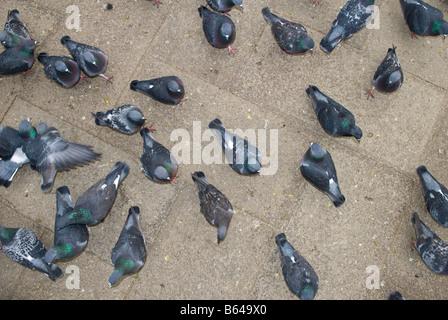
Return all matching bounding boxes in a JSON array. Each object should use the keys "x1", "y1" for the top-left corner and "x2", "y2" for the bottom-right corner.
[
  {"x1": 320, "y1": 0, "x2": 375, "y2": 53},
  {"x1": 18, "y1": 120, "x2": 101, "y2": 192},
  {"x1": 416, "y1": 165, "x2": 448, "y2": 227},
  {"x1": 0, "y1": 30, "x2": 24, "y2": 48},
  {"x1": 262, "y1": 7, "x2": 314, "y2": 54},
  {"x1": 0, "y1": 37, "x2": 36, "y2": 76},
  {"x1": 44, "y1": 186, "x2": 89, "y2": 264},
  {"x1": 275, "y1": 233, "x2": 319, "y2": 300},
  {"x1": 55, "y1": 162, "x2": 130, "y2": 230},
  {"x1": 300, "y1": 142, "x2": 345, "y2": 207},
  {"x1": 209, "y1": 118, "x2": 262, "y2": 175},
  {"x1": 92, "y1": 105, "x2": 146, "y2": 134},
  {"x1": 0, "y1": 225, "x2": 63, "y2": 281},
  {"x1": 206, "y1": 0, "x2": 243, "y2": 13},
  {"x1": 109, "y1": 206, "x2": 147, "y2": 287},
  {"x1": 198, "y1": 5, "x2": 236, "y2": 54},
  {"x1": 60, "y1": 35, "x2": 111, "y2": 81},
  {"x1": 412, "y1": 212, "x2": 448, "y2": 275},
  {"x1": 388, "y1": 291, "x2": 405, "y2": 300},
  {"x1": 37, "y1": 52, "x2": 81, "y2": 88},
  {"x1": 3, "y1": 9, "x2": 33, "y2": 41},
  {"x1": 366, "y1": 46, "x2": 403, "y2": 99},
  {"x1": 191, "y1": 171, "x2": 234, "y2": 243},
  {"x1": 130, "y1": 76, "x2": 185, "y2": 105},
  {"x1": 400, "y1": 0, "x2": 448, "y2": 38},
  {"x1": 140, "y1": 127, "x2": 178, "y2": 183},
  {"x1": 0, "y1": 125, "x2": 24, "y2": 160},
  {"x1": 306, "y1": 85, "x2": 362, "y2": 142}
]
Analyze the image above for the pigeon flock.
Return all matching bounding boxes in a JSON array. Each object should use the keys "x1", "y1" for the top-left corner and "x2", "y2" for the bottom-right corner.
[{"x1": 1, "y1": 0, "x2": 448, "y2": 300}]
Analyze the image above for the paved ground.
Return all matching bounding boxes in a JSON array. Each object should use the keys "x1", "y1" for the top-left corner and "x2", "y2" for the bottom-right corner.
[{"x1": 1, "y1": 0, "x2": 448, "y2": 300}]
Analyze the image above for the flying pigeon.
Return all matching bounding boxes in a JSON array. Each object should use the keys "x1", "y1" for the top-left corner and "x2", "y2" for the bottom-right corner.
[
  {"x1": 306, "y1": 85, "x2": 362, "y2": 142},
  {"x1": 18, "y1": 120, "x2": 101, "y2": 192},
  {"x1": 191, "y1": 171, "x2": 234, "y2": 243},
  {"x1": 37, "y1": 52, "x2": 81, "y2": 88},
  {"x1": 0, "y1": 37, "x2": 36, "y2": 76},
  {"x1": 55, "y1": 161, "x2": 130, "y2": 230},
  {"x1": 130, "y1": 76, "x2": 185, "y2": 105},
  {"x1": 140, "y1": 127, "x2": 178, "y2": 183},
  {"x1": 198, "y1": 5, "x2": 237, "y2": 54},
  {"x1": 92, "y1": 105, "x2": 146, "y2": 134},
  {"x1": 109, "y1": 206, "x2": 147, "y2": 287},
  {"x1": 209, "y1": 118, "x2": 262, "y2": 175},
  {"x1": 416, "y1": 166, "x2": 448, "y2": 227},
  {"x1": 44, "y1": 186, "x2": 89, "y2": 264},
  {"x1": 300, "y1": 142, "x2": 345, "y2": 207},
  {"x1": 320, "y1": 0, "x2": 375, "y2": 53},
  {"x1": 367, "y1": 46, "x2": 403, "y2": 99},
  {"x1": 0, "y1": 225, "x2": 63, "y2": 281},
  {"x1": 206, "y1": 0, "x2": 243, "y2": 13},
  {"x1": 275, "y1": 233, "x2": 319, "y2": 300},
  {"x1": 262, "y1": 7, "x2": 314, "y2": 54},
  {"x1": 400, "y1": 0, "x2": 448, "y2": 38},
  {"x1": 412, "y1": 212, "x2": 448, "y2": 275},
  {"x1": 60, "y1": 35, "x2": 111, "y2": 81},
  {"x1": 3, "y1": 9, "x2": 33, "y2": 41}
]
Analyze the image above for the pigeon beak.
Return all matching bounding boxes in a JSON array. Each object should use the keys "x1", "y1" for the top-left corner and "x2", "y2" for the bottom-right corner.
[{"x1": 239, "y1": 5, "x2": 243, "y2": 10}]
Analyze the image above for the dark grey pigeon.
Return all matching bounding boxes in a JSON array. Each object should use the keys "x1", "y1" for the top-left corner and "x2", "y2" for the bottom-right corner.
[
  {"x1": 109, "y1": 206, "x2": 147, "y2": 287},
  {"x1": 140, "y1": 127, "x2": 178, "y2": 183},
  {"x1": 320, "y1": 0, "x2": 375, "y2": 53},
  {"x1": 0, "y1": 125, "x2": 24, "y2": 160},
  {"x1": 275, "y1": 233, "x2": 319, "y2": 300},
  {"x1": 367, "y1": 46, "x2": 403, "y2": 99},
  {"x1": 388, "y1": 291, "x2": 405, "y2": 300},
  {"x1": 191, "y1": 171, "x2": 234, "y2": 243},
  {"x1": 38, "y1": 52, "x2": 80, "y2": 88},
  {"x1": 206, "y1": 0, "x2": 243, "y2": 13},
  {"x1": 3, "y1": 9, "x2": 33, "y2": 41},
  {"x1": 130, "y1": 76, "x2": 185, "y2": 105},
  {"x1": 44, "y1": 186, "x2": 89, "y2": 264},
  {"x1": 412, "y1": 212, "x2": 448, "y2": 275},
  {"x1": 0, "y1": 225, "x2": 63, "y2": 281},
  {"x1": 306, "y1": 85, "x2": 362, "y2": 142},
  {"x1": 417, "y1": 166, "x2": 448, "y2": 227},
  {"x1": 262, "y1": 7, "x2": 314, "y2": 54},
  {"x1": 0, "y1": 37, "x2": 35, "y2": 76},
  {"x1": 400, "y1": 0, "x2": 448, "y2": 38},
  {"x1": 198, "y1": 5, "x2": 236, "y2": 54},
  {"x1": 209, "y1": 118, "x2": 262, "y2": 175},
  {"x1": 60, "y1": 35, "x2": 110, "y2": 81},
  {"x1": 19, "y1": 120, "x2": 101, "y2": 192},
  {"x1": 300, "y1": 142, "x2": 345, "y2": 207},
  {"x1": 55, "y1": 162, "x2": 129, "y2": 230},
  {"x1": 92, "y1": 105, "x2": 146, "y2": 134}
]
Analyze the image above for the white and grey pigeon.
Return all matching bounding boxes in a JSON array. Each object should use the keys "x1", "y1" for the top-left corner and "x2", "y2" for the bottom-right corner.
[
  {"x1": 0, "y1": 225, "x2": 63, "y2": 281},
  {"x1": 417, "y1": 166, "x2": 448, "y2": 227},
  {"x1": 412, "y1": 212, "x2": 448, "y2": 275},
  {"x1": 109, "y1": 206, "x2": 147, "y2": 287},
  {"x1": 300, "y1": 142, "x2": 345, "y2": 207},
  {"x1": 92, "y1": 105, "x2": 146, "y2": 134},
  {"x1": 275, "y1": 233, "x2": 319, "y2": 300}
]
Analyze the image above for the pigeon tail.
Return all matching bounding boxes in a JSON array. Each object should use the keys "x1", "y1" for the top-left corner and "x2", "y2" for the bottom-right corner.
[
  {"x1": 191, "y1": 171, "x2": 209, "y2": 191},
  {"x1": 328, "y1": 192, "x2": 345, "y2": 207},
  {"x1": 261, "y1": 7, "x2": 279, "y2": 26},
  {"x1": 91, "y1": 112, "x2": 107, "y2": 126},
  {"x1": 60, "y1": 35, "x2": 76, "y2": 50},
  {"x1": 319, "y1": 26, "x2": 344, "y2": 53}
]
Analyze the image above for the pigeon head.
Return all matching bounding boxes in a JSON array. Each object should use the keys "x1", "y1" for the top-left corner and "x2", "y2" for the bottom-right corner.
[
  {"x1": 297, "y1": 37, "x2": 314, "y2": 52},
  {"x1": 382, "y1": 70, "x2": 403, "y2": 92},
  {"x1": 299, "y1": 285, "x2": 317, "y2": 300},
  {"x1": 244, "y1": 156, "x2": 261, "y2": 174},
  {"x1": 18, "y1": 39, "x2": 36, "y2": 56},
  {"x1": 433, "y1": 20, "x2": 448, "y2": 38},
  {"x1": 109, "y1": 256, "x2": 137, "y2": 286},
  {"x1": 154, "y1": 164, "x2": 178, "y2": 183},
  {"x1": 18, "y1": 119, "x2": 37, "y2": 140},
  {"x1": 0, "y1": 30, "x2": 21, "y2": 48},
  {"x1": 167, "y1": 79, "x2": 184, "y2": 98},
  {"x1": 217, "y1": 224, "x2": 228, "y2": 243},
  {"x1": 219, "y1": 22, "x2": 236, "y2": 45},
  {"x1": 127, "y1": 109, "x2": 146, "y2": 127},
  {"x1": 0, "y1": 225, "x2": 15, "y2": 244},
  {"x1": 309, "y1": 142, "x2": 326, "y2": 160},
  {"x1": 82, "y1": 50, "x2": 107, "y2": 74},
  {"x1": 341, "y1": 119, "x2": 363, "y2": 142}
]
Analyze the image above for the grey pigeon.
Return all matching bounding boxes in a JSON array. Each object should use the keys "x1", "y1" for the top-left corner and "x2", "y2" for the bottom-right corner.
[
  {"x1": 60, "y1": 35, "x2": 111, "y2": 81},
  {"x1": 306, "y1": 85, "x2": 362, "y2": 142},
  {"x1": 92, "y1": 105, "x2": 146, "y2": 134},
  {"x1": 206, "y1": 0, "x2": 243, "y2": 13},
  {"x1": 109, "y1": 206, "x2": 147, "y2": 287},
  {"x1": 367, "y1": 46, "x2": 403, "y2": 99},
  {"x1": 0, "y1": 225, "x2": 63, "y2": 281},
  {"x1": 320, "y1": 0, "x2": 375, "y2": 53},
  {"x1": 38, "y1": 52, "x2": 80, "y2": 88},
  {"x1": 388, "y1": 291, "x2": 405, "y2": 300},
  {"x1": 412, "y1": 212, "x2": 448, "y2": 275},
  {"x1": 198, "y1": 5, "x2": 236, "y2": 54},
  {"x1": 3, "y1": 9, "x2": 33, "y2": 41},
  {"x1": 19, "y1": 120, "x2": 101, "y2": 192},
  {"x1": 0, "y1": 37, "x2": 35, "y2": 76},
  {"x1": 44, "y1": 186, "x2": 89, "y2": 264},
  {"x1": 55, "y1": 161, "x2": 130, "y2": 230},
  {"x1": 262, "y1": 7, "x2": 314, "y2": 54},
  {"x1": 417, "y1": 165, "x2": 448, "y2": 227},
  {"x1": 275, "y1": 233, "x2": 319, "y2": 300},
  {"x1": 191, "y1": 171, "x2": 234, "y2": 243},
  {"x1": 130, "y1": 76, "x2": 185, "y2": 105},
  {"x1": 0, "y1": 125, "x2": 24, "y2": 160},
  {"x1": 209, "y1": 118, "x2": 262, "y2": 175},
  {"x1": 400, "y1": 0, "x2": 448, "y2": 38},
  {"x1": 140, "y1": 127, "x2": 178, "y2": 183},
  {"x1": 300, "y1": 142, "x2": 345, "y2": 207}
]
